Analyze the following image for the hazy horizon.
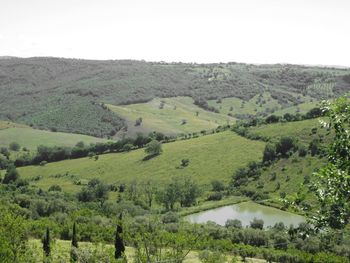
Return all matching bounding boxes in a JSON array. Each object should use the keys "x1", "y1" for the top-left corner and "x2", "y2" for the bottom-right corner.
[{"x1": 1, "y1": 0, "x2": 349, "y2": 66}]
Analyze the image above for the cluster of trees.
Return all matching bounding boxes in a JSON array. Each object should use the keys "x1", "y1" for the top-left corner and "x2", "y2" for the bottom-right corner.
[
  {"x1": 2, "y1": 208, "x2": 349, "y2": 262},
  {"x1": 156, "y1": 177, "x2": 201, "y2": 210},
  {"x1": 77, "y1": 179, "x2": 110, "y2": 205},
  {"x1": 262, "y1": 136, "x2": 299, "y2": 164},
  {"x1": 194, "y1": 97, "x2": 220, "y2": 113}
]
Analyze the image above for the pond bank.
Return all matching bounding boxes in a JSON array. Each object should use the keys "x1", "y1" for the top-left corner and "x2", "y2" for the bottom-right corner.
[{"x1": 185, "y1": 201, "x2": 306, "y2": 228}]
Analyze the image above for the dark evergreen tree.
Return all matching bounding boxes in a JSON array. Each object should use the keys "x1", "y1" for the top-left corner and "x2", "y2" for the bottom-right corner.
[
  {"x1": 42, "y1": 227, "x2": 51, "y2": 258},
  {"x1": 72, "y1": 222, "x2": 78, "y2": 248},
  {"x1": 70, "y1": 222, "x2": 78, "y2": 262},
  {"x1": 115, "y1": 213, "x2": 125, "y2": 259}
]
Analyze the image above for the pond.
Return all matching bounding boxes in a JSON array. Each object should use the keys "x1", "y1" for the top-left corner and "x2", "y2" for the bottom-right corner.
[{"x1": 186, "y1": 201, "x2": 306, "y2": 228}]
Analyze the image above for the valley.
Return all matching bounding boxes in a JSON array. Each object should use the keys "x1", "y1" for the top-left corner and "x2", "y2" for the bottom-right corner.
[{"x1": 1, "y1": 58, "x2": 350, "y2": 263}]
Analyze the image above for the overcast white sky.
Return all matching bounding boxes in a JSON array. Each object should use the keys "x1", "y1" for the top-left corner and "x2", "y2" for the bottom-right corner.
[{"x1": 0, "y1": 0, "x2": 349, "y2": 66}]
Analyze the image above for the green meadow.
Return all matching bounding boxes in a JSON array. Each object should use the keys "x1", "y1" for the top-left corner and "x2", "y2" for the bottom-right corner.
[
  {"x1": 0, "y1": 127, "x2": 107, "y2": 151},
  {"x1": 108, "y1": 97, "x2": 234, "y2": 136},
  {"x1": 273, "y1": 101, "x2": 318, "y2": 116},
  {"x1": 0, "y1": 120, "x2": 29, "y2": 130},
  {"x1": 247, "y1": 118, "x2": 327, "y2": 145},
  {"x1": 208, "y1": 92, "x2": 281, "y2": 116},
  {"x1": 18, "y1": 131, "x2": 265, "y2": 193}
]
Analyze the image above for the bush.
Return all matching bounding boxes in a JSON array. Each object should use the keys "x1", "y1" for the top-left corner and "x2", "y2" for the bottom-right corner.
[
  {"x1": 250, "y1": 218, "x2": 264, "y2": 229},
  {"x1": 162, "y1": 212, "x2": 179, "y2": 224},
  {"x1": 263, "y1": 143, "x2": 277, "y2": 163},
  {"x1": 144, "y1": 140, "x2": 162, "y2": 156},
  {"x1": 225, "y1": 219, "x2": 242, "y2": 229},
  {"x1": 211, "y1": 180, "x2": 225, "y2": 192},
  {"x1": 276, "y1": 136, "x2": 297, "y2": 157},
  {"x1": 298, "y1": 145, "x2": 307, "y2": 157},
  {"x1": 309, "y1": 139, "x2": 320, "y2": 156},
  {"x1": 199, "y1": 250, "x2": 227, "y2": 263},
  {"x1": 40, "y1": 161, "x2": 48, "y2": 166},
  {"x1": 9, "y1": 142, "x2": 20, "y2": 151},
  {"x1": 2, "y1": 165, "x2": 19, "y2": 184},
  {"x1": 206, "y1": 192, "x2": 223, "y2": 201},
  {"x1": 181, "y1": 159, "x2": 190, "y2": 167},
  {"x1": 48, "y1": 184, "x2": 62, "y2": 192}
]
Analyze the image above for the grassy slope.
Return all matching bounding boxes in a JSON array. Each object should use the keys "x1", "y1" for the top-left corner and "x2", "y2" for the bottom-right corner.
[
  {"x1": 244, "y1": 155, "x2": 322, "y2": 208},
  {"x1": 208, "y1": 92, "x2": 281, "y2": 116},
  {"x1": 0, "y1": 120, "x2": 28, "y2": 130},
  {"x1": 273, "y1": 101, "x2": 318, "y2": 116},
  {"x1": 241, "y1": 118, "x2": 330, "y2": 209},
  {"x1": 0, "y1": 127, "x2": 107, "y2": 151},
  {"x1": 247, "y1": 118, "x2": 327, "y2": 145},
  {"x1": 18, "y1": 131, "x2": 265, "y2": 193},
  {"x1": 108, "y1": 97, "x2": 234, "y2": 136}
]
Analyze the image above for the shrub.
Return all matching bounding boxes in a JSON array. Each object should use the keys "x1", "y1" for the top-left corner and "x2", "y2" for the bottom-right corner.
[
  {"x1": 298, "y1": 145, "x2": 307, "y2": 157},
  {"x1": 250, "y1": 218, "x2": 264, "y2": 229},
  {"x1": 181, "y1": 159, "x2": 190, "y2": 167},
  {"x1": 2, "y1": 165, "x2": 19, "y2": 184},
  {"x1": 48, "y1": 185, "x2": 62, "y2": 192},
  {"x1": 144, "y1": 140, "x2": 162, "y2": 156},
  {"x1": 276, "y1": 136, "x2": 297, "y2": 157},
  {"x1": 211, "y1": 180, "x2": 225, "y2": 192},
  {"x1": 225, "y1": 219, "x2": 242, "y2": 229},
  {"x1": 263, "y1": 143, "x2": 277, "y2": 163},
  {"x1": 206, "y1": 192, "x2": 223, "y2": 201},
  {"x1": 9, "y1": 142, "x2": 20, "y2": 151}
]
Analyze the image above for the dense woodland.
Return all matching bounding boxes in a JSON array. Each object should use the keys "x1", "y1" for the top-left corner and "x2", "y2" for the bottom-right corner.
[{"x1": 1, "y1": 57, "x2": 350, "y2": 137}]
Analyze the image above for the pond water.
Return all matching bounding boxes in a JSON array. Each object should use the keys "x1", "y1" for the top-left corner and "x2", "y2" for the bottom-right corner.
[{"x1": 186, "y1": 202, "x2": 306, "y2": 228}]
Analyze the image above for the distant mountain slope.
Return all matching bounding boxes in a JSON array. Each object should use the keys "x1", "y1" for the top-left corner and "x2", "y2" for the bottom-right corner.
[{"x1": 1, "y1": 57, "x2": 349, "y2": 137}]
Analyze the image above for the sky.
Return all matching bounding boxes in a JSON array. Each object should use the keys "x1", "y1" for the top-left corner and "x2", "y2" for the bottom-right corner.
[{"x1": 0, "y1": 0, "x2": 349, "y2": 66}]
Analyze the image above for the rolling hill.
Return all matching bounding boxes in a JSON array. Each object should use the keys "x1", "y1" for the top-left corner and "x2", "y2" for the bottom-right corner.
[
  {"x1": 246, "y1": 118, "x2": 328, "y2": 145},
  {"x1": 0, "y1": 126, "x2": 107, "y2": 151},
  {"x1": 1, "y1": 57, "x2": 349, "y2": 137},
  {"x1": 18, "y1": 131, "x2": 265, "y2": 193},
  {"x1": 108, "y1": 97, "x2": 234, "y2": 136}
]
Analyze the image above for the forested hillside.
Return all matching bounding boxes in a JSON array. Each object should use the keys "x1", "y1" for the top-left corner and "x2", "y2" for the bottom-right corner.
[{"x1": 1, "y1": 57, "x2": 350, "y2": 137}]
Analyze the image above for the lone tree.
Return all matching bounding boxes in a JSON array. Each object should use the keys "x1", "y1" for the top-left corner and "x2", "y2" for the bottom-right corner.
[
  {"x1": 144, "y1": 140, "x2": 162, "y2": 157},
  {"x1": 42, "y1": 227, "x2": 51, "y2": 258},
  {"x1": 115, "y1": 213, "x2": 125, "y2": 259},
  {"x1": 70, "y1": 222, "x2": 78, "y2": 261}
]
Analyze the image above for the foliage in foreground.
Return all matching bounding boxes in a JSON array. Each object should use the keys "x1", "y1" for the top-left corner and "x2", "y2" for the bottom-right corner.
[{"x1": 313, "y1": 97, "x2": 350, "y2": 229}]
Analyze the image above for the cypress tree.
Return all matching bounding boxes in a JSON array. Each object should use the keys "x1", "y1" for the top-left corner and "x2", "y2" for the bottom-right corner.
[
  {"x1": 72, "y1": 222, "x2": 78, "y2": 248},
  {"x1": 115, "y1": 213, "x2": 125, "y2": 259},
  {"x1": 70, "y1": 222, "x2": 78, "y2": 262},
  {"x1": 42, "y1": 227, "x2": 51, "y2": 258}
]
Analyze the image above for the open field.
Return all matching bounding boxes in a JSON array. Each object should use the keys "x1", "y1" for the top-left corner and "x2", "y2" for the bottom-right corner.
[
  {"x1": 0, "y1": 120, "x2": 29, "y2": 130},
  {"x1": 273, "y1": 101, "x2": 318, "y2": 116},
  {"x1": 18, "y1": 131, "x2": 265, "y2": 193},
  {"x1": 108, "y1": 97, "x2": 234, "y2": 136},
  {"x1": 0, "y1": 127, "x2": 107, "y2": 151},
  {"x1": 247, "y1": 118, "x2": 327, "y2": 145},
  {"x1": 208, "y1": 92, "x2": 281, "y2": 116}
]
